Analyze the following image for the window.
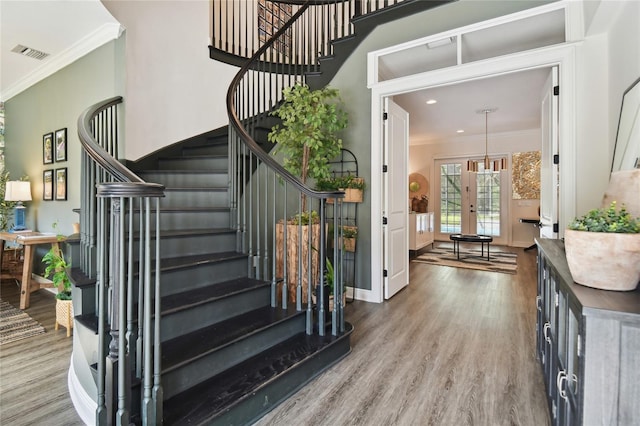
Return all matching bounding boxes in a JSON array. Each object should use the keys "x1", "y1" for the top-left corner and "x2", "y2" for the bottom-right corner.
[
  {"x1": 440, "y1": 163, "x2": 462, "y2": 233},
  {"x1": 258, "y1": 0, "x2": 292, "y2": 55}
]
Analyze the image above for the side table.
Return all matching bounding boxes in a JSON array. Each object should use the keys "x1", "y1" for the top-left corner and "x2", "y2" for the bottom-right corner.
[{"x1": 0, "y1": 232, "x2": 63, "y2": 309}]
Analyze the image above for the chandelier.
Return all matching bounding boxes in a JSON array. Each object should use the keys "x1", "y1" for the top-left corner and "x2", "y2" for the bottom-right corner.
[{"x1": 467, "y1": 108, "x2": 507, "y2": 172}]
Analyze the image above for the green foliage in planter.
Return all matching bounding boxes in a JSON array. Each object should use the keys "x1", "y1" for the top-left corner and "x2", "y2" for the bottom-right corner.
[
  {"x1": 316, "y1": 175, "x2": 365, "y2": 191},
  {"x1": 268, "y1": 83, "x2": 348, "y2": 186},
  {"x1": 288, "y1": 210, "x2": 320, "y2": 226},
  {"x1": 568, "y1": 201, "x2": 640, "y2": 233},
  {"x1": 342, "y1": 226, "x2": 358, "y2": 238},
  {"x1": 42, "y1": 224, "x2": 72, "y2": 300}
]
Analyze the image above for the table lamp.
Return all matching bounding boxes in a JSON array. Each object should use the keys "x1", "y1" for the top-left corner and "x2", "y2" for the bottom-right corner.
[{"x1": 5, "y1": 181, "x2": 32, "y2": 231}]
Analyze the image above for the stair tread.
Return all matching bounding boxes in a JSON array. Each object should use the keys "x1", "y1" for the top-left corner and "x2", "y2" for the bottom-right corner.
[
  {"x1": 163, "y1": 326, "x2": 352, "y2": 424},
  {"x1": 162, "y1": 305, "x2": 302, "y2": 372},
  {"x1": 161, "y1": 276, "x2": 265, "y2": 313},
  {"x1": 163, "y1": 186, "x2": 228, "y2": 191},
  {"x1": 153, "y1": 206, "x2": 230, "y2": 212},
  {"x1": 135, "y1": 169, "x2": 228, "y2": 174},
  {"x1": 159, "y1": 228, "x2": 234, "y2": 237},
  {"x1": 160, "y1": 154, "x2": 227, "y2": 160},
  {"x1": 160, "y1": 251, "x2": 246, "y2": 272}
]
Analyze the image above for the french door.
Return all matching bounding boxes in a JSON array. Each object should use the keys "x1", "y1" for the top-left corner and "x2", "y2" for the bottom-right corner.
[{"x1": 435, "y1": 159, "x2": 507, "y2": 245}]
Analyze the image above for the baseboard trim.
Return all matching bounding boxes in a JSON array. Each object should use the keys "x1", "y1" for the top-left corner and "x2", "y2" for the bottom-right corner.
[{"x1": 68, "y1": 353, "x2": 97, "y2": 426}]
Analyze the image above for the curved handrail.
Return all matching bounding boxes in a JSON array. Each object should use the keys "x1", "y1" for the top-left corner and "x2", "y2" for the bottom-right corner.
[
  {"x1": 77, "y1": 96, "x2": 145, "y2": 184},
  {"x1": 226, "y1": 0, "x2": 351, "y2": 337},
  {"x1": 226, "y1": 2, "x2": 344, "y2": 201}
]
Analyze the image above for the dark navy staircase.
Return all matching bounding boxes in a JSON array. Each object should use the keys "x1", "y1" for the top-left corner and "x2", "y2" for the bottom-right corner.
[{"x1": 73, "y1": 128, "x2": 352, "y2": 425}]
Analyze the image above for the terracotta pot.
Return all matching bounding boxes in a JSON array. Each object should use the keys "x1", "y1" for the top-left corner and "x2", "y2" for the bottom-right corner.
[{"x1": 564, "y1": 229, "x2": 640, "y2": 291}]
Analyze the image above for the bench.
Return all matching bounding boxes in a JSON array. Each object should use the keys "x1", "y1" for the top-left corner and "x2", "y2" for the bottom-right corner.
[{"x1": 449, "y1": 234, "x2": 493, "y2": 261}]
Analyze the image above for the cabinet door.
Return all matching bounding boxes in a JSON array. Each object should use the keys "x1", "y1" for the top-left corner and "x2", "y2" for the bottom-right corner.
[{"x1": 555, "y1": 289, "x2": 581, "y2": 426}]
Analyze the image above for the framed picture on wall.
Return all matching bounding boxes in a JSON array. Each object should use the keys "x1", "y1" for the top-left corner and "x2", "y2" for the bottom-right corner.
[
  {"x1": 43, "y1": 132, "x2": 54, "y2": 164},
  {"x1": 43, "y1": 169, "x2": 53, "y2": 201},
  {"x1": 54, "y1": 128, "x2": 67, "y2": 162},
  {"x1": 55, "y1": 167, "x2": 67, "y2": 201}
]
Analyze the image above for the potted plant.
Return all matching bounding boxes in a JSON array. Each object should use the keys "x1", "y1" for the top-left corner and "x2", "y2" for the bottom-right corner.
[
  {"x1": 342, "y1": 226, "x2": 358, "y2": 252},
  {"x1": 269, "y1": 83, "x2": 348, "y2": 303},
  {"x1": 42, "y1": 231, "x2": 73, "y2": 336},
  {"x1": 268, "y1": 83, "x2": 348, "y2": 205},
  {"x1": 317, "y1": 174, "x2": 365, "y2": 203},
  {"x1": 565, "y1": 201, "x2": 640, "y2": 291}
]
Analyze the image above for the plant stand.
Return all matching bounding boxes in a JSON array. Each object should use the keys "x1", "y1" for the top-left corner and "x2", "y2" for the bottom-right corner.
[
  {"x1": 55, "y1": 299, "x2": 73, "y2": 337},
  {"x1": 325, "y1": 149, "x2": 359, "y2": 303}
]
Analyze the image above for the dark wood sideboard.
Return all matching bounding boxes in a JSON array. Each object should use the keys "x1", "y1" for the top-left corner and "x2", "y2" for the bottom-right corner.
[{"x1": 536, "y1": 239, "x2": 640, "y2": 426}]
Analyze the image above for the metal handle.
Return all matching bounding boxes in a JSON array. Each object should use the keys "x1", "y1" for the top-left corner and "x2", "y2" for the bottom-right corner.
[
  {"x1": 557, "y1": 371, "x2": 568, "y2": 399},
  {"x1": 544, "y1": 323, "x2": 551, "y2": 343},
  {"x1": 536, "y1": 295, "x2": 542, "y2": 310}
]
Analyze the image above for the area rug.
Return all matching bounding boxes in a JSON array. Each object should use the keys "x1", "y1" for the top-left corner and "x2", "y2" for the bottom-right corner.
[
  {"x1": 0, "y1": 299, "x2": 46, "y2": 345},
  {"x1": 412, "y1": 246, "x2": 518, "y2": 274}
]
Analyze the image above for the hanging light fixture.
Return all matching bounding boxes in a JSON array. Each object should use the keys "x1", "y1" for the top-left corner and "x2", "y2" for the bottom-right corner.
[
  {"x1": 467, "y1": 108, "x2": 506, "y2": 172},
  {"x1": 481, "y1": 108, "x2": 495, "y2": 170}
]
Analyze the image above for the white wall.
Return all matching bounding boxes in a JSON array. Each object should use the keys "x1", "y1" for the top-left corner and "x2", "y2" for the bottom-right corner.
[
  {"x1": 103, "y1": 0, "x2": 239, "y2": 161},
  {"x1": 574, "y1": 0, "x2": 640, "y2": 215}
]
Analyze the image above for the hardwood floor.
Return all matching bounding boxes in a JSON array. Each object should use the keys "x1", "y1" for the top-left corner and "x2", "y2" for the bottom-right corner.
[
  {"x1": 255, "y1": 246, "x2": 550, "y2": 426},
  {"x1": 0, "y1": 278, "x2": 83, "y2": 426},
  {"x1": 0, "y1": 246, "x2": 549, "y2": 426}
]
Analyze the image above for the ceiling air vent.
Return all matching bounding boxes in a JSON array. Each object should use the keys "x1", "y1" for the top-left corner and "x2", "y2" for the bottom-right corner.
[{"x1": 11, "y1": 44, "x2": 49, "y2": 60}]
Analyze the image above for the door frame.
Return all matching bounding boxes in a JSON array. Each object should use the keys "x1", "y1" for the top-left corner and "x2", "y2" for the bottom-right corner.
[{"x1": 366, "y1": 45, "x2": 577, "y2": 303}]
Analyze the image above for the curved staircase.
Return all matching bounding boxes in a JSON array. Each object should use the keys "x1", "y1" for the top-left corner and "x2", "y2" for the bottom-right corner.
[{"x1": 70, "y1": 0, "x2": 452, "y2": 424}]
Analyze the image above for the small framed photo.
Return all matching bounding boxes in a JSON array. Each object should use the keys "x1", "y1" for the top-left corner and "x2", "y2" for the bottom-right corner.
[
  {"x1": 55, "y1": 128, "x2": 67, "y2": 162},
  {"x1": 43, "y1": 132, "x2": 54, "y2": 164},
  {"x1": 55, "y1": 168, "x2": 67, "y2": 201},
  {"x1": 43, "y1": 170, "x2": 53, "y2": 201}
]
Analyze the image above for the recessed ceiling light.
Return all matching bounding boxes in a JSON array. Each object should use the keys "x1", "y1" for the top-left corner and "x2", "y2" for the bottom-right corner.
[
  {"x1": 426, "y1": 99, "x2": 437, "y2": 105},
  {"x1": 457, "y1": 130, "x2": 465, "y2": 133}
]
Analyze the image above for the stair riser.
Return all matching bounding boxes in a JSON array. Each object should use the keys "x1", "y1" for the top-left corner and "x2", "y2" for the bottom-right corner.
[
  {"x1": 160, "y1": 286, "x2": 270, "y2": 342},
  {"x1": 158, "y1": 157, "x2": 227, "y2": 170},
  {"x1": 162, "y1": 190, "x2": 229, "y2": 208},
  {"x1": 212, "y1": 335, "x2": 352, "y2": 425},
  {"x1": 132, "y1": 211, "x2": 231, "y2": 231},
  {"x1": 162, "y1": 313, "x2": 305, "y2": 399},
  {"x1": 130, "y1": 233, "x2": 236, "y2": 260},
  {"x1": 182, "y1": 144, "x2": 228, "y2": 156},
  {"x1": 137, "y1": 172, "x2": 228, "y2": 188},
  {"x1": 160, "y1": 258, "x2": 247, "y2": 297}
]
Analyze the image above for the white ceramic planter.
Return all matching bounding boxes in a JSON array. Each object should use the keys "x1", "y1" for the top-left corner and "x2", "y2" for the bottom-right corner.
[{"x1": 564, "y1": 229, "x2": 640, "y2": 291}]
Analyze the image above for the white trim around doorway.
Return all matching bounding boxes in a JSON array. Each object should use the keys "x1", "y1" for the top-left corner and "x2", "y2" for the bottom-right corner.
[{"x1": 366, "y1": 44, "x2": 578, "y2": 303}]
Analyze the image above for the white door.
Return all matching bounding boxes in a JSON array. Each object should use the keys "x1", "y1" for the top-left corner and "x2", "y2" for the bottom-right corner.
[
  {"x1": 383, "y1": 98, "x2": 409, "y2": 299},
  {"x1": 435, "y1": 159, "x2": 508, "y2": 245},
  {"x1": 540, "y1": 67, "x2": 559, "y2": 239}
]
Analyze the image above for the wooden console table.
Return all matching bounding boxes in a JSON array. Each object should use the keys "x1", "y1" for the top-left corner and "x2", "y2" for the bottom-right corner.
[{"x1": 0, "y1": 232, "x2": 63, "y2": 309}]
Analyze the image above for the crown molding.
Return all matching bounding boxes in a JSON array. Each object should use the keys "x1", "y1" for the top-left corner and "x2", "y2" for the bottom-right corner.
[{"x1": 1, "y1": 23, "x2": 123, "y2": 102}]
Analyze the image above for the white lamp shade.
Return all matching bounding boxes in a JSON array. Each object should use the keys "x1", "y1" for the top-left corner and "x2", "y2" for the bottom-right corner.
[{"x1": 5, "y1": 181, "x2": 32, "y2": 202}]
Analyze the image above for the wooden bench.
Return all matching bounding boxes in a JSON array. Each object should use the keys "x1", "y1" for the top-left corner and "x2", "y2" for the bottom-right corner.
[{"x1": 449, "y1": 234, "x2": 493, "y2": 261}]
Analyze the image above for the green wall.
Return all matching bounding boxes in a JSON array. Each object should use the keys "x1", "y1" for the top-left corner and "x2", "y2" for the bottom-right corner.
[
  {"x1": 4, "y1": 38, "x2": 124, "y2": 236},
  {"x1": 329, "y1": 0, "x2": 551, "y2": 291}
]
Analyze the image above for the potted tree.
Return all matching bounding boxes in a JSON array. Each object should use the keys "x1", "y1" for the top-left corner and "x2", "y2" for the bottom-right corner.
[
  {"x1": 42, "y1": 234, "x2": 73, "y2": 336},
  {"x1": 269, "y1": 83, "x2": 348, "y2": 303},
  {"x1": 565, "y1": 201, "x2": 640, "y2": 291}
]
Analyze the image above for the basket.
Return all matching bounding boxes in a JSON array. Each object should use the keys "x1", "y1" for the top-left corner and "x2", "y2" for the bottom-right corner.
[{"x1": 55, "y1": 299, "x2": 74, "y2": 337}]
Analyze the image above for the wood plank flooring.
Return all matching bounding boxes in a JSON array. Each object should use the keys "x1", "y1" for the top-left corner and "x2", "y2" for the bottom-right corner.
[
  {"x1": 0, "y1": 278, "x2": 83, "y2": 426},
  {"x1": 255, "y1": 246, "x2": 550, "y2": 426},
  {"x1": 0, "y1": 246, "x2": 549, "y2": 426}
]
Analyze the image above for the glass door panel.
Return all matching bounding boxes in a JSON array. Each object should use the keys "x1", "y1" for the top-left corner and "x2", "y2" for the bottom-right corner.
[
  {"x1": 439, "y1": 163, "x2": 462, "y2": 234},
  {"x1": 475, "y1": 163, "x2": 502, "y2": 236}
]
